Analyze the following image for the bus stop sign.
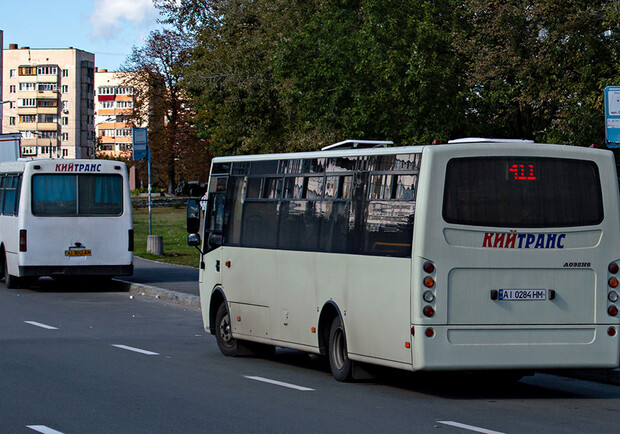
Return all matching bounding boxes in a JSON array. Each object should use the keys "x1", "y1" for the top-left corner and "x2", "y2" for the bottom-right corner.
[
  {"x1": 604, "y1": 86, "x2": 620, "y2": 148},
  {"x1": 132, "y1": 127, "x2": 148, "y2": 161}
]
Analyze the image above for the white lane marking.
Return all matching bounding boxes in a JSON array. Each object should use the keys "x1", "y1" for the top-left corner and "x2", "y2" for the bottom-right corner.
[
  {"x1": 112, "y1": 344, "x2": 159, "y2": 356},
  {"x1": 437, "y1": 421, "x2": 505, "y2": 434},
  {"x1": 244, "y1": 375, "x2": 314, "y2": 391},
  {"x1": 24, "y1": 321, "x2": 58, "y2": 330},
  {"x1": 27, "y1": 425, "x2": 64, "y2": 434}
]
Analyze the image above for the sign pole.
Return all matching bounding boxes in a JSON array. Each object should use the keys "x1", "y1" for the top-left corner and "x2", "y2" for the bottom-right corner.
[{"x1": 148, "y1": 145, "x2": 152, "y2": 235}]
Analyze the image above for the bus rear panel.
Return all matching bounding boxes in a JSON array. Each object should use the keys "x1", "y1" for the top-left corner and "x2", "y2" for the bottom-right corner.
[{"x1": 412, "y1": 143, "x2": 620, "y2": 371}]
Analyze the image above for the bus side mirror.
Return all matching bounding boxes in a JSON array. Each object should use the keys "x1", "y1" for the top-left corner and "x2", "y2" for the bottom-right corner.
[
  {"x1": 187, "y1": 233, "x2": 201, "y2": 247},
  {"x1": 187, "y1": 198, "x2": 200, "y2": 234}
]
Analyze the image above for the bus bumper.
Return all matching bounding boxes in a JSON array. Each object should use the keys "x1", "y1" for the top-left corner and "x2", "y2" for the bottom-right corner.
[
  {"x1": 18, "y1": 264, "x2": 134, "y2": 277},
  {"x1": 412, "y1": 324, "x2": 620, "y2": 371}
]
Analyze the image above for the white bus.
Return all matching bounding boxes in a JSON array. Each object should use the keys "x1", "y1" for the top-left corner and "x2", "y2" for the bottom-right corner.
[
  {"x1": 0, "y1": 159, "x2": 133, "y2": 288},
  {"x1": 187, "y1": 139, "x2": 620, "y2": 381}
]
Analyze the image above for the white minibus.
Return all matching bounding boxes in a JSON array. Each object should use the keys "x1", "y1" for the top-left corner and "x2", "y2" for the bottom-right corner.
[
  {"x1": 0, "y1": 159, "x2": 133, "y2": 288},
  {"x1": 188, "y1": 139, "x2": 620, "y2": 381}
]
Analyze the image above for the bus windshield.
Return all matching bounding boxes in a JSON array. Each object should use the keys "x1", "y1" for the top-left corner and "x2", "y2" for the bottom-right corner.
[
  {"x1": 32, "y1": 174, "x2": 123, "y2": 216},
  {"x1": 442, "y1": 157, "x2": 603, "y2": 228}
]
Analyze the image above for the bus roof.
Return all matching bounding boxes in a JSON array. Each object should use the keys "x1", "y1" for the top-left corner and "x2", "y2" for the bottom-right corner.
[{"x1": 211, "y1": 139, "x2": 609, "y2": 163}]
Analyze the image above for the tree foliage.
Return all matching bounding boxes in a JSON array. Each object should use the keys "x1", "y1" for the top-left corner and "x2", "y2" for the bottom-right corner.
[
  {"x1": 148, "y1": 0, "x2": 620, "y2": 158},
  {"x1": 121, "y1": 29, "x2": 211, "y2": 192}
]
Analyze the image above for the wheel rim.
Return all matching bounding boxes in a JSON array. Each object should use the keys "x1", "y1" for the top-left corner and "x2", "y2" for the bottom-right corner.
[
  {"x1": 219, "y1": 313, "x2": 234, "y2": 348},
  {"x1": 332, "y1": 327, "x2": 345, "y2": 370}
]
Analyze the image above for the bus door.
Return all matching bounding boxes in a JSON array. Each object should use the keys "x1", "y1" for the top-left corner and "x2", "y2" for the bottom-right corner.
[{"x1": 201, "y1": 176, "x2": 228, "y2": 286}]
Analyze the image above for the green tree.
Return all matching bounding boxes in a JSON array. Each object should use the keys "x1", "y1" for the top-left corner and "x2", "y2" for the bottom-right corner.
[
  {"x1": 457, "y1": 0, "x2": 620, "y2": 145},
  {"x1": 121, "y1": 29, "x2": 211, "y2": 193}
]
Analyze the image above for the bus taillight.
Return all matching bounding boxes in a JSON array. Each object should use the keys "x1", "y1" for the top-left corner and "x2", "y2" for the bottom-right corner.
[
  {"x1": 608, "y1": 327, "x2": 617, "y2": 337},
  {"x1": 608, "y1": 305, "x2": 618, "y2": 317},
  {"x1": 609, "y1": 262, "x2": 619, "y2": 274},
  {"x1": 609, "y1": 277, "x2": 618, "y2": 288},
  {"x1": 19, "y1": 230, "x2": 27, "y2": 252},
  {"x1": 423, "y1": 277, "x2": 435, "y2": 288},
  {"x1": 423, "y1": 306, "x2": 435, "y2": 317},
  {"x1": 423, "y1": 261, "x2": 435, "y2": 273}
]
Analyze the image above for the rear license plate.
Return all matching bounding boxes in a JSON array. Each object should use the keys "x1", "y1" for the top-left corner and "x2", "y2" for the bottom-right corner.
[
  {"x1": 499, "y1": 289, "x2": 546, "y2": 301},
  {"x1": 65, "y1": 249, "x2": 92, "y2": 257}
]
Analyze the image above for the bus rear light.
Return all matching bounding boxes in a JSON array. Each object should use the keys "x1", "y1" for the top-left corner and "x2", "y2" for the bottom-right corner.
[
  {"x1": 609, "y1": 262, "x2": 619, "y2": 274},
  {"x1": 608, "y1": 327, "x2": 617, "y2": 337},
  {"x1": 19, "y1": 230, "x2": 27, "y2": 252},
  {"x1": 425, "y1": 328, "x2": 434, "y2": 337},
  {"x1": 608, "y1": 305, "x2": 618, "y2": 317},
  {"x1": 423, "y1": 306, "x2": 435, "y2": 317},
  {"x1": 423, "y1": 277, "x2": 435, "y2": 288},
  {"x1": 423, "y1": 290, "x2": 435, "y2": 303},
  {"x1": 609, "y1": 277, "x2": 619, "y2": 288},
  {"x1": 423, "y1": 261, "x2": 435, "y2": 273},
  {"x1": 609, "y1": 291, "x2": 619, "y2": 303}
]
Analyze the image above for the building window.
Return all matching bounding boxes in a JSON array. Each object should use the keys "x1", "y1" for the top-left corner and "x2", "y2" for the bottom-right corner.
[
  {"x1": 61, "y1": 101, "x2": 68, "y2": 111},
  {"x1": 9, "y1": 117, "x2": 16, "y2": 126},
  {"x1": 9, "y1": 85, "x2": 16, "y2": 93},
  {"x1": 62, "y1": 133, "x2": 69, "y2": 141},
  {"x1": 98, "y1": 87, "x2": 115, "y2": 95},
  {"x1": 36, "y1": 66, "x2": 58, "y2": 75},
  {"x1": 37, "y1": 99, "x2": 58, "y2": 107},
  {"x1": 115, "y1": 128, "x2": 132, "y2": 137},
  {"x1": 62, "y1": 69, "x2": 69, "y2": 77},
  {"x1": 19, "y1": 115, "x2": 36, "y2": 123},
  {"x1": 18, "y1": 99, "x2": 36, "y2": 108},
  {"x1": 19, "y1": 67, "x2": 37, "y2": 76},
  {"x1": 99, "y1": 101, "x2": 114, "y2": 109},
  {"x1": 38, "y1": 114, "x2": 58, "y2": 123},
  {"x1": 9, "y1": 69, "x2": 16, "y2": 78},
  {"x1": 62, "y1": 117, "x2": 68, "y2": 125},
  {"x1": 61, "y1": 85, "x2": 68, "y2": 93},
  {"x1": 117, "y1": 101, "x2": 133, "y2": 108},
  {"x1": 19, "y1": 82, "x2": 36, "y2": 91},
  {"x1": 38, "y1": 83, "x2": 58, "y2": 91}
]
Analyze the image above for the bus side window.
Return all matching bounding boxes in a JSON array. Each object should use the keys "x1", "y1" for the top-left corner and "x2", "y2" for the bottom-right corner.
[{"x1": 207, "y1": 192, "x2": 226, "y2": 234}]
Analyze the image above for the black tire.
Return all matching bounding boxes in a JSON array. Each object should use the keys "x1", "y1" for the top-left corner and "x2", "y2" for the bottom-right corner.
[
  {"x1": 215, "y1": 302, "x2": 238, "y2": 357},
  {"x1": 328, "y1": 316, "x2": 353, "y2": 382},
  {"x1": 4, "y1": 254, "x2": 20, "y2": 289}
]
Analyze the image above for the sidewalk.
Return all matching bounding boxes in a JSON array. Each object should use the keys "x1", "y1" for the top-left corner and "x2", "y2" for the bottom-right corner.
[{"x1": 115, "y1": 256, "x2": 620, "y2": 387}]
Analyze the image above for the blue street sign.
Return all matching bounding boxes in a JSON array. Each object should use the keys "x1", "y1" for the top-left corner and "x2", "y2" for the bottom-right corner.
[
  {"x1": 132, "y1": 127, "x2": 148, "y2": 161},
  {"x1": 604, "y1": 86, "x2": 620, "y2": 148}
]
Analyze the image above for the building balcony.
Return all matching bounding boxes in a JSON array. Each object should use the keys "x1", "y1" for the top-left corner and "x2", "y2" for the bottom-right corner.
[
  {"x1": 38, "y1": 122, "x2": 59, "y2": 131},
  {"x1": 36, "y1": 107, "x2": 60, "y2": 115}
]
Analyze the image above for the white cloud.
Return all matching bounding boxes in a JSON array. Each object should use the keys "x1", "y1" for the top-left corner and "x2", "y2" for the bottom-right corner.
[{"x1": 90, "y1": 0, "x2": 158, "y2": 39}]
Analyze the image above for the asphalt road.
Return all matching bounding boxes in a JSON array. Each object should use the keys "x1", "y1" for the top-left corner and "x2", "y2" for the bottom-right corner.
[{"x1": 2, "y1": 279, "x2": 620, "y2": 433}]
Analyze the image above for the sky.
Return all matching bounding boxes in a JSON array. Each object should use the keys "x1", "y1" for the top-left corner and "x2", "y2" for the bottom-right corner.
[{"x1": 1, "y1": 0, "x2": 164, "y2": 71}]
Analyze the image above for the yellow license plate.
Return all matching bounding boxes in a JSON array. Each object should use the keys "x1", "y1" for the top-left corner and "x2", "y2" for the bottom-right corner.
[{"x1": 65, "y1": 249, "x2": 92, "y2": 257}]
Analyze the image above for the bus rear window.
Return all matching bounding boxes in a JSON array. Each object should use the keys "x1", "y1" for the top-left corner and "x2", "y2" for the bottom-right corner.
[
  {"x1": 443, "y1": 157, "x2": 603, "y2": 228},
  {"x1": 32, "y1": 174, "x2": 123, "y2": 216}
]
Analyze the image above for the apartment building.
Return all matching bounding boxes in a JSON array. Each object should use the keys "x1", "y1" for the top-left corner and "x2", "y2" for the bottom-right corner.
[
  {"x1": 1, "y1": 44, "x2": 95, "y2": 159},
  {"x1": 94, "y1": 69, "x2": 140, "y2": 159}
]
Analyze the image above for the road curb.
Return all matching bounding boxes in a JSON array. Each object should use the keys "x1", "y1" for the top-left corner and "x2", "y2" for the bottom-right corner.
[{"x1": 112, "y1": 279, "x2": 200, "y2": 309}]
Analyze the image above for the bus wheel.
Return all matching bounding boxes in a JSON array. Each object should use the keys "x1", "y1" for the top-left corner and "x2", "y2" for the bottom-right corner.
[
  {"x1": 3, "y1": 255, "x2": 19, "y2": 289},
  {"x1": 215, "y1": 302, "x2": 238, "y2": 357},
  {"x1": 328, "y1": 316, "x2": 353, "y2": 382}
]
